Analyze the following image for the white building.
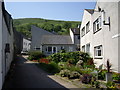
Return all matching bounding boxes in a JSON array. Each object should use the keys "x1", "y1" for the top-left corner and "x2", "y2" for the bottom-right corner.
[
  {"x1": 0, "y1": 1, "x2": 14, "y2": 89},
  {"x1": 80, "y1": 1, "x2": 120, "y2": 73},
  {"x1": 31, "y1": 25, "x2": 80, "y2": 56},
  {"x1": 21, "y1": 37, "x2": 31, "y2": 53}
]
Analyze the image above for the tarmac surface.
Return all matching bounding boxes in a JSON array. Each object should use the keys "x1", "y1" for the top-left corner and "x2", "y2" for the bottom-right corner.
[{"x1": 2, "y1": 55, "x2": 78, "y2": 89}]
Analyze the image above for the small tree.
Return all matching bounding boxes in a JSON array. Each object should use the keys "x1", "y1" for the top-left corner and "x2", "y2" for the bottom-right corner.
[{"x1": 106, "y1": 59, "x2": 112, "y2": 73}]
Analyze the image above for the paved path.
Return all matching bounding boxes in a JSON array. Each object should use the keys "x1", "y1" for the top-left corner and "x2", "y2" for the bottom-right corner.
[{"x1": 2, "y1": 56, "x2": 78, "y2": 89}]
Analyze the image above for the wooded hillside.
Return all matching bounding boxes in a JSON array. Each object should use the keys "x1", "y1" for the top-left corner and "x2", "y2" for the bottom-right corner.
[{"x1": 13, "y1": 18, "x2": 81, "y2": 37}]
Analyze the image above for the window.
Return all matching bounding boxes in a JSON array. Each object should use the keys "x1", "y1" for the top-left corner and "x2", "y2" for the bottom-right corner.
[
  {"x1": 61, "y1": 46, "x2": 64, "y2": 50},
  {"x1": 69, "y1": 46, "x2": 73, "y2": 52},
  {"x1": 94, "y1": 45, "x2": 103, "y2": 58},
  {"x1": 81, "y1": 27, "x2": 85, "y2": 37},
  {"x1": 86, "y1": 21, "x2": 90, "y2": 33},
  {"x1": 82, "y1": 45, "x2": 85, "y2": 52},
  {"x1": 86, "y1": 43, "x2": 90, "y2": 53},
  {"x1": 47, "y1": 46, "x2": 57, "y2": 54},
  {"x1": 78, "y1": 36, "x2": 80, "y2": 39},
  {"x1": 93, "y1": 16, "x2": 102, "y2": 33},
  {"x1": 53, "y1": 47, "x2": 57, "y2": 53},
  {"x1": 36, "y1": 48, "x2": 40, "y2": 50},
  {"x1": 48, "y1": 47, "x2": 52, "y2": 52},
  {"x1": 5, "y1": 43, "x2": 10, "y2": 53},
  {"x1": 34, "y1": 47, "x2": 40, "y2": 50}
]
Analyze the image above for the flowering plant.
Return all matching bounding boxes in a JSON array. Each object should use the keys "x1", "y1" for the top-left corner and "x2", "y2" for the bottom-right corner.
[{"x1": 39, "y1": 58, "x2": 49, "y2": 64}]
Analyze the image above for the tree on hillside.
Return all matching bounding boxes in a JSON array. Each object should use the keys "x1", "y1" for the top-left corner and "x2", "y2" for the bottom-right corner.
[
  {"x1": 54, "y1": 25, "x2": 62, "y2": 32},
  {"x1": 42, "y1": 23, "x2": 54, "y2": 32},
  {"x1": 63, "y1": 22, "x2": 72, "y2": 29}
]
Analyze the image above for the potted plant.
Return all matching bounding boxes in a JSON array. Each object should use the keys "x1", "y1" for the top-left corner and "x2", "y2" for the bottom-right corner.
[{"x1": 106, "y1": 59, "x2": 112, "y2": 82}]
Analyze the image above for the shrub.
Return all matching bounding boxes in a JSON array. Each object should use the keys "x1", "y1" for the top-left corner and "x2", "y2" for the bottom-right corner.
[
  {"x1": 58, "y1": 62, "x2": 68, "y2": 70},
  {"x1": 81, "y1": 74, "x2": 93, "y2": 84},
  {"x1": 94, "y1": 81, "x2": 100, "y2": 88},
  {"x1": 28, "y1": 51, "x2": 45, "y2": 60},
  {"x1": 98, "y1": 70, "x2": 107, "y2": 80},
  {"x1": 81, "y1": 68, "x2": 93, "y2": 74},
  {"x1": 59, "y1": 69, "x2": 70, "y2": 77},
  {"x1": 38, "y1": 61, "x2": 60, "y2": 74},
  {"x1": 39, "y1": 58, "x2": 49, "y2": 64},
  {"x1": 49, "y1": 51, "x2": 91, "y2": 65},
  {"x1": 79, "y1": 52, "x2": 91, "y2": 63},
  {"x1": 106, "y1": 81, "x2": 116, "y2": 88},
  {"x1": 47, "y1": 61, "x2": 60, "y2": 73},
  {"x1": 112, "y1": 73, "x2": 120, "y2": 81},
  {"x1": 68, "y1": 71, "x2": 80, "y2": 79}
]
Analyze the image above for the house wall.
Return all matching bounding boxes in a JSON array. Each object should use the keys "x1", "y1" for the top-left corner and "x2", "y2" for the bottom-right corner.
[
  {"x1": 42, "y1": 44, "x2": 75, "y2": 56},
  {"x1": 80, "y1": 10, "x2": 92, "y2": 55},
  {"x1": 14, "y1": 29, "x2": 23, "y2": 54},
  {"x1": 0, "y1": 2, "x2": 14, "y2": 89},
  {"x1": 31, "y1": 25, "x2": 53, "y2": 51},
  {"x1": 2, "y1": 13, "x2": 14, "y2": 83},
  {"x1": 70, "y1": 29, "x2": 80, "y2": 50},
  {"x1": 70, "y1": 29, "x2": 74, "y2": 44},
  {"x1": 118, "y1": 1, "x2": 120, "y2": 73},
  {"x1": 0, "y1": 2, "x2": 3, "y2": 89},
  {"x1": 80, "y1": 2, "x2": 119, "y2": 73},
  {"x1": 22, "y1": 38, "x2": 31, "y2": 52}
]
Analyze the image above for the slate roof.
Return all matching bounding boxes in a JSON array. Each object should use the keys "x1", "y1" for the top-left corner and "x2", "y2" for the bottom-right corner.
[
  {"x1": 70, "y1": 28, "x2": 80, "y2": 35},
  {"x1": 85, "y1": 9, "x2": 94, "y2": 14},
  {"x1": 41, "y1": 35, "x2": 73, "y2": 45}
]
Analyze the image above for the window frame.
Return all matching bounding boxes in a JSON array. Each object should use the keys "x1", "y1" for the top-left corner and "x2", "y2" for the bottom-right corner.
[
  {"x1": 81, "y1": 27, "x2": 85, "y2": 37},
  {"x1": 94, "y1": 45, "x2": 103, "y2": 59},
  {"x1": 82, "y1": 45, "x2": 85, "y2": 52},
  {"x1": 86, "y1": 43, "x2": 90, "y2": 53},
  {"x1": 93, "y1": 16, "x2": 102, "y2": 34},
  {"x1": 86, "y1": 21, "x2": 90, "y2": 34}
]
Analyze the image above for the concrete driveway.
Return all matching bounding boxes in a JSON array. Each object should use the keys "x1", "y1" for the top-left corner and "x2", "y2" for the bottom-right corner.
[{"x1": 2, "y1": 55, "x2": 78, "y2": 89}]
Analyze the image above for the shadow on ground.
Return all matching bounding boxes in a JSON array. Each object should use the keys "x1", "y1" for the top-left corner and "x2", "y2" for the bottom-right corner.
[{"x1": 2, "y1": 55, "x2": 68, "y2": 89}]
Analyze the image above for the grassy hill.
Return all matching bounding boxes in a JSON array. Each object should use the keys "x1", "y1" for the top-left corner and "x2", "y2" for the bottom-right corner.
[{"x1": 13, "y1": 18, "x2": 81, "y2": 37}]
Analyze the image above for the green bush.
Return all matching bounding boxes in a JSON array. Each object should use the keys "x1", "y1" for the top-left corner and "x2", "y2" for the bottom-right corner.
[
  {"x1": 28, "y1": 51, "x2": 45, "y2": 60},
  {"x1": 106, "y1": 81, "x2": 115, "y2": 88},
  {"x1": 94, "y1": 81, "x2": 100, "y2": 88},
  {"x1": 81, "y1": 68, "x2": 93, "y2": 74},
  {"x1": 49, "y1": 51, "x2": 91, "y2": 65},
  {"x1": 58, "y1": 62, "x2": 68, "y2": 70},
  {"x1": 38, "y1": 61, "x2": 60, "y2": 74},
  {"x1": 59, "y1": 69, "x2": 70, "y2": 77},
  {"x1": 112, "y1": 73, "x2": 120, "y2": 81},
  {"x1": 68, "y1": 71, "x2": 80, "y2": 79},
  {"x1": 48, "y1": 61, "x2": 60, "y2": 73},
  {"x1": 98, "y1": 70, "x2": 107, "y2": 80}
]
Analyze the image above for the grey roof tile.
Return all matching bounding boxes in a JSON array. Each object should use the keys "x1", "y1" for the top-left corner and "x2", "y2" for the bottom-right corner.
[{"x1": 41, "y1": 35, "x2": 73, "y2": 45}]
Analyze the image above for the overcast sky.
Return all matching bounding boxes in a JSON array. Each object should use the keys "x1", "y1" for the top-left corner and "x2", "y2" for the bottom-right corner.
[{"x1": 5, "y1": 2, "x2": 96, "y2": 21}]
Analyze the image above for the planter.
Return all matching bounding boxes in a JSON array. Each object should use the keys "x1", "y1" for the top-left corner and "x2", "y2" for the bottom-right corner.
[{"x1": 106, "y1": 72, "x2": 112, "y2": 82}]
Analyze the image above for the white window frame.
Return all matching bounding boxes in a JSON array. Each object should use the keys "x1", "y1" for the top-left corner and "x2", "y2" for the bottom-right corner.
[
  {"x1": 86, "y1": 43, "x2": 90, "y2": 53},
  {"x1": 69, "y1": 46, "x2": 73, "y2": 52},
  {"x1": 82, "y1": 45, "x2": 85, "y2": 52},
  {"x1": 93, "y1": 16, "x2": 102, "y2": 34},
  {"x1": 86, "y1": 21, "x2": 90, "y2": 34},
  {"x1": 47, "y1": 46, "x2": 57, "y2": 54},
  {"x1": 94, "y1": 45, "x2": 103, "y2": 59},
  {"x1": 52, "y1": 46, "x2": 57, "y2": 54},
  {"x1": 81, "y1": 27, "x2": 85, "y2": 37}
]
